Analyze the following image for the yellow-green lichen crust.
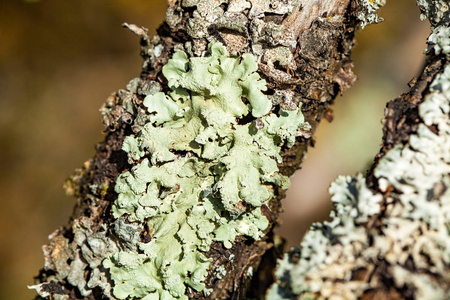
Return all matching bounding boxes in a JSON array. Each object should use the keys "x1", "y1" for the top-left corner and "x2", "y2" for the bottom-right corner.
[{"x1": 104, "y1": 43, "x2": 306, "y2": 299}]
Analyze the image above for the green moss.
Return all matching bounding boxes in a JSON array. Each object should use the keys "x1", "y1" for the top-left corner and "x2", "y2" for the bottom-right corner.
[{"x1": 105, "y1": 43, "x2": 306, "y2": 299}]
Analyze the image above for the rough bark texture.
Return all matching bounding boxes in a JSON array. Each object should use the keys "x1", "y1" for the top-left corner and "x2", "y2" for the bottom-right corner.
[
  {"x1": 267, "y1": 1, "x2": 450, "y2": 299},
  {"x1": 270, "y1": 57, "x2": 450, "y2": 300},
  {"x1": 29, "y1": 0, "x2": 396, "y2": 300},
  {"x1": 368, "y1": 56, "x2": 442, "y2": 186},
  {"x1": 30, "y1": 0, "x2": 362, "y2": 299}
]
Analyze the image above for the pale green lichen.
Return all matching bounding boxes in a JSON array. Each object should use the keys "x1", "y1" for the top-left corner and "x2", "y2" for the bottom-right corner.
[{"x1": 104, "y1": 43, "x2": 306, "y2": 299}]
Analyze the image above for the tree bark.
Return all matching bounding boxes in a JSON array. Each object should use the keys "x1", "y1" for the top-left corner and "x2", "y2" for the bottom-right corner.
[
  {"x1": 267, "y1": 1, "x2": 450, "y2": 299},
  {"x1": 29, "y1": 0, "x2": 450, "y2": 299}
]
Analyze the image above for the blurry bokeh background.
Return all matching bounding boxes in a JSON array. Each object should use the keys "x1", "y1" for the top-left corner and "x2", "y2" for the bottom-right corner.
[{"x1": 0, "y1": 0, "x2": 429, "y2": 299}]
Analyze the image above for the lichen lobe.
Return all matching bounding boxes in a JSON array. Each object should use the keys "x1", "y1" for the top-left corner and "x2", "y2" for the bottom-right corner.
[
  {"x1": 267, "y1": 46, "x2": 450, "y2": 300},
  {"x1": 266, "y1": 1, "x2": 450, "y2": 298},
  {"x1": 104, "y1": 43, "x2": 306, "y2": 299}
]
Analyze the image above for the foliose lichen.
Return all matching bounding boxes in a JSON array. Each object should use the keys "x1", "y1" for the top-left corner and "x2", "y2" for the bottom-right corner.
[
  {"x1": 29, "y1": 217, "x2": 120, "y2": 300},
  {"x1": 356, "y1": 0, "x2": 386, "y2": 29},
  {"x1": 29, "y1": 41, "x2": 307, "y2": 300},
  {"x1": 418, "y1": 0, "x2": 450, "y2": 55},
  {"x1": 416, "y1": 0, "x2": 449, "y2": 23},
  {"x1": 267, "y1": 63, "x2": 450, "y2": 300},
  {"x1": 267, "y1": 3, "x2": 450, "y2": 296},
  {"x1": 103, "y1": 42, "x2": 306, "y2": 299},
  {"x1": 266, "y1": 174, "x2": 383, "y2": 299}
]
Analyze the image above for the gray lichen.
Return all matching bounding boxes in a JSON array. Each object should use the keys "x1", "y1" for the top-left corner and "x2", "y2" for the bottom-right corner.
[
  {"x1": 267, "y1": 1, "x2": 450, "y2": 298},
  {"x1": 267, "y1": 174, "x2": 383, "y2": 299},
  {"x1": 355, "y1": 0, "x2": 386, "y2": 29},
  {"x1": 268, "y1": 63, "x2": 450, "y2": 299},
  {"x1": 29, "y1": 217, "x2": 120, "y2": 299},
  {"x1": 417, "y1": 0, "x2": 449, "y2": 23},
  {"x1": 418, "y1": 0, "x2": 450, "y2": 55}
]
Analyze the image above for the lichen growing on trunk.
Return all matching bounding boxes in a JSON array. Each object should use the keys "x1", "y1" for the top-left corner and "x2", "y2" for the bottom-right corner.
[
  {"x1": 102, "y1": 43, "x2": 306, "y2": 299},
  {"x1": 267, "y1": 1, "x2": 450, "y2": 298},
  {"x1": 31, "y1": 0, "x2": 362, "y2": 299}
]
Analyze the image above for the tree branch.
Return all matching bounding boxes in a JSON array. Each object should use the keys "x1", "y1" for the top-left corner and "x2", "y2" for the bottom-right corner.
[
  {"x1": 268, "y1": 1, "x2": 450, "y2": 298},
  {"x1": 29, "y1": 0, "x2": 399, "y2": 299}
]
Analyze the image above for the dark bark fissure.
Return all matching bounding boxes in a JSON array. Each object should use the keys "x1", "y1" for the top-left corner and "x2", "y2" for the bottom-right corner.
[
  {"x1": 352, "y1": 55, "x2": 449, "y2": 299},
  {"x1": 34, "y1": 1, "x2": 363, "y2": 299},
  {"x1": 367, "y1": 55, "x2": 444, "y2": 189}
]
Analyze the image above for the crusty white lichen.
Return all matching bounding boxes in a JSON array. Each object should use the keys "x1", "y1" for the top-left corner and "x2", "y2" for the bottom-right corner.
[
  {"x1": 418, "y1": 0, "x2": 450, "y2": 55},
  {"x1": 267, "y1": 6, "x2": 450, "y2": 298},
  {"x1": 417, "y1": 0, "x2": 449, "y2": 23},
  {"x1": 356, "y1": 0, "x2": 386, "y2": 29},
  {"x1": 267, "y1": 175, "x2": 383, "y2": 299}
]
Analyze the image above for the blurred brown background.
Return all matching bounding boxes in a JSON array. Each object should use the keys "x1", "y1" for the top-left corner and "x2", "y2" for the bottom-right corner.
[{"x1": 0, "y1": 1, "x2": 429, "y2": 299}]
